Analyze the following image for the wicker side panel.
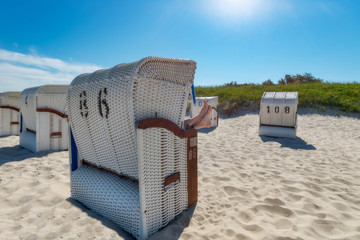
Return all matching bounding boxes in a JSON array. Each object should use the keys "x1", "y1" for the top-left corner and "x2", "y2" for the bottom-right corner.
[
  {"x1": 37, "y1": 94, "x2": 68, "y2": 114},
  {"x1": 36, "y1": 112, "x2": 51, "y2": 152},
  {"x1": 68, "y1": 68, "x2": 139, "y2": 179},
  {"x1": 20, "y1": 131, "x2": 37, "y2": 153},
  {"x1": 0, "y1": 109, "x2": 10, "y2": 136},
  {"x1": 48, "y1": 114, "x2": 69, "y2": 151},
  {"x1": 139, "y1": 128, "x2": 188, "y2": 236},
  {"x1": 133, "y1": 76, "x2": 191, "y2": 128},
  {"x1": 60, "y1": 117, "x2": 69, "y2": 150},
  {"x1": 71, "y1": 165, "x2": 141, "y2": 239},
  {"x1": 20, "y1": 87, "x2": 38, "y2": 131},
  {"x1": 10, "y1": 109, "x2": 20, "y2": 135}
]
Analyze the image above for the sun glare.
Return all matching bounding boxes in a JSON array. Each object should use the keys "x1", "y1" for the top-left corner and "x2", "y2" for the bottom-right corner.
[{"x1": 202, "y1": 0, "x2": 273, "y2": 24}]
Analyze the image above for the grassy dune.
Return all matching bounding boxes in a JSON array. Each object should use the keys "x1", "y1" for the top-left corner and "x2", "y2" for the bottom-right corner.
[{"x1": 195, "y1": 83, "x2": 360, "y2": 115}]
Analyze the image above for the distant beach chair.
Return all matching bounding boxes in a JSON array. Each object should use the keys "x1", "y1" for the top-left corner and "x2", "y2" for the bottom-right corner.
[
  {"x1": 19, "y1": 85, "x2": 69, "y2": 152},
  {"x1": 0, "y1": 92, "x2": 21, "y2": 136},
  {"x1": 191, "y1": 96, "x2": 219, "y2": 128},
  {"x1": 259, "y1": 92, "x2": 298, "y2": 139},
  {"x1": 68, "y1": 57, "x2": 198, "y2": 240}
]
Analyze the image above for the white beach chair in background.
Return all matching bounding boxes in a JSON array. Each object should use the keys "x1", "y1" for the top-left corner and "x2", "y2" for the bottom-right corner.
[
  {"x1": 259, "y1": 92, "x2": 298, "y2": 139},
  {"x1": 19, "y1": 85, "x2": 69, "y2": 152},
  {"x1": 191, "y1": 96, "x2": 219, "y2": 127},
  {"x1": 68, "y1": 57, "x2": 198, "y2": 240},
  {"x1": 0, "y1": 92, "x2": 21, "y2": 136}
]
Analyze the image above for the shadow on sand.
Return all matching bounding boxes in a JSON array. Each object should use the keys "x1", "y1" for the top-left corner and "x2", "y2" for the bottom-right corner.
[
  {"x1": 197, "y1": 127, "x2": 216, "y2": 134},
  {"x1": 149, "y1": 204, "x2": 196, "y2": 240},
  {"x1": 67, "y1": 197, "x2": 196, "y2": 240},
  {"x1": 260, "y1": 136, "x2": 316, "y2": 150},
  {"x1": 66, "y1": 198, "x2": 134, "y2": 239},
  {"x1": 0, "y1": 145, "x2": 54, "y2": 165}
]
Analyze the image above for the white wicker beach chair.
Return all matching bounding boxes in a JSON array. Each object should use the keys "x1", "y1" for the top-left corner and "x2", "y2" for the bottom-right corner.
[
  {"x1": 68, "y1": 57, "x2": 198, "y2": 240},
  {"x1": 259, "y1": 92, "x2": 298, "y2": 139},
  {"x1": 0, "y1": 92, "x2": 21, "y2": 136},
  {"x1": 19, "y1": 85, "x2": 69, "y2": 152}
]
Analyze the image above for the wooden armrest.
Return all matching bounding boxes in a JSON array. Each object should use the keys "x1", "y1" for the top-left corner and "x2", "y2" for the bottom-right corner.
[
  {"x1": 0, "y1": 106, "x2": 20, "y2": 112},
  {"x1": 164, "y1": 172, "x2": 180, "y2": 188},
  {"x1": 36, "y1": 108, "x2": 68, "y2": 118},
  {"x1": 138, "y1": 118, "x2": 197, "y2": 138}
]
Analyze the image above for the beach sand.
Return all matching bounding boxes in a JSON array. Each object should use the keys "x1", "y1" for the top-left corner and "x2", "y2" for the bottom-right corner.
[{"x1": 1, "y1": 113, "x2": 360, "y2": 240}]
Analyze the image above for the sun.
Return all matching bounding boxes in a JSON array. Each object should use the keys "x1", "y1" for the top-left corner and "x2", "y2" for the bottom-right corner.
[
  {"x1": 201, "y1": 0, "x2": 272, "y2": 24},
  {"x1": 213, "y1": 0, "x2": 260, "y2": 17}
]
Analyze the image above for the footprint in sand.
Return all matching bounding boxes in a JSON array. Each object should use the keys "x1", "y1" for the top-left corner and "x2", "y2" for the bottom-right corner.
[
  {"x1": 242, "y1": 224, "x2": 264, "y2": 232},
  {"x1": 273, "y1": 218, "x2": 293, "y2": 230},
  {"x1": 214, "y1": 176, "x2": 231, "y2": 181},
  {"x1": 223, "y1": 186, "x2": 248, "y2": 197},
  {"x1": 221, "y1": 228, "x2": 235, "y2": 237},
  {"x1": 264, "y1": 198, "x2": 285, "y2": 206},
  {"x1": 254, "y1": 205, "x2": 294, "y2": 218}
]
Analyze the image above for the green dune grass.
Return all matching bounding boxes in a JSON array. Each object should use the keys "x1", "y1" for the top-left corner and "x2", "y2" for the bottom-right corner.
[{"x1": 195, "y1": 83, "x2": 360, "y2": 115}]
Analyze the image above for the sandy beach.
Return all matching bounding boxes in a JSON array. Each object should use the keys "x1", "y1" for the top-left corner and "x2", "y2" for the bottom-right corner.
[{"x1": 1, "y1": 112, "x2": 360, "y2": 240}]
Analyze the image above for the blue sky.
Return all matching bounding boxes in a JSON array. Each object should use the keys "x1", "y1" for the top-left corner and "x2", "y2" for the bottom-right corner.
[{"x1": 1, "y1": 0, "x2": 360, "y2": 92}]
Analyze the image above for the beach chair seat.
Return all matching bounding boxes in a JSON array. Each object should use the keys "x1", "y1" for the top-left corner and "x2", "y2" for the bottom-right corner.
[
  {"x1": 68, "y1": 57, "x2": 198, "y2": 240},
  {"x1": 71, "y1": 165, "x2": 141, "y2": 234}
]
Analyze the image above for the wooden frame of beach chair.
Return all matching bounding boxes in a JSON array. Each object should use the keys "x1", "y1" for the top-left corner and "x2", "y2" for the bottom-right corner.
[
  {"x1": 191, "y1": 96, "x2": 219, "y2": 128},
  {"x1": 259, "y1": 92, "x2": 298, "y2": 139},
  {"x1": 68, "y1": 57, "x2": 198, "y2": 240},
  {"x1": 19, "y1": 85, "x2": 69, "y2": 153},
  {"x1": 0, "y1": 92, "x2": 21, "y2": 136}
]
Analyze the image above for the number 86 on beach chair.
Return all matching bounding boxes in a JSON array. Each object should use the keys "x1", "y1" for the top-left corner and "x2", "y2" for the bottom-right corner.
[{"x1": 67, "y1": 57, "x2": 198, "y2": 240}]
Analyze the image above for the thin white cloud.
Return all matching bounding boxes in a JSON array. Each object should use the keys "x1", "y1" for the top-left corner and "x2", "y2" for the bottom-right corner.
[{"x1": 0, "y1": 49, "x2": 101, "y2": 92}]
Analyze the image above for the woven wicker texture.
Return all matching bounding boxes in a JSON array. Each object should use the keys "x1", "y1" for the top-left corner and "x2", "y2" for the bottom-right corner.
[
  {"x1": 71, "y1": 165, "x2": 141, "y2": 239},
  {"x1": 68, "y1": 57, "x2": 196, "y2": 179},
  {"x1": 68, "y1": 57, "x2": 196, "y2": 239},
  {"x1": 138, "y1": 128, "x2": 188, "y2": 235}
]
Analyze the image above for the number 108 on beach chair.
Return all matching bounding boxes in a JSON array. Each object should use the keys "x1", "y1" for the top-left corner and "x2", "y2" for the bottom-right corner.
[
  {"x1": 259, "y1": 92, "x2": 298, "y2": 139},
  {"x1": 67, "y1": 57, "x2": 199, "y2": 240}
]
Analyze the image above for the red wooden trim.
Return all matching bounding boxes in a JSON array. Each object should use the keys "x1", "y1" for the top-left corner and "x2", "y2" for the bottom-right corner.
[
  {"x1": 138, "y1": 118, "x2": 197, "y2": 139},
  {"x1": 36, "y1": 108, "x2": 68, "y2": 118},
  {"x1": 138, "y1": 118, "x2": 184, "y2": 138},
  {"x1": 26, "y1": 128, "x2": 36, "y2": 134},
  {"x1": 0, "y1": 106, "x2": 20, "y2": 112},
  {"x1": 185, "y1": 128, "x2": 197, "y2": 138},
  {"x1": 187, "y1": 129, "x2": 198, "y2": 207},
  {"x1": 164, "y1": 172, "x2": 180, "y2": 187},
  {"x1": 50, "y1": 132, "x2": 62, "y2": 137},
  {"x1": 82, "y1": 159, "x2": 139, "y2": 184},
  {"x1": 260, "y1": 124, "x2": 295, "y2": 129},
  {"x1": 11, "y1": 121, "x2": 19, "y2": 125}
]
